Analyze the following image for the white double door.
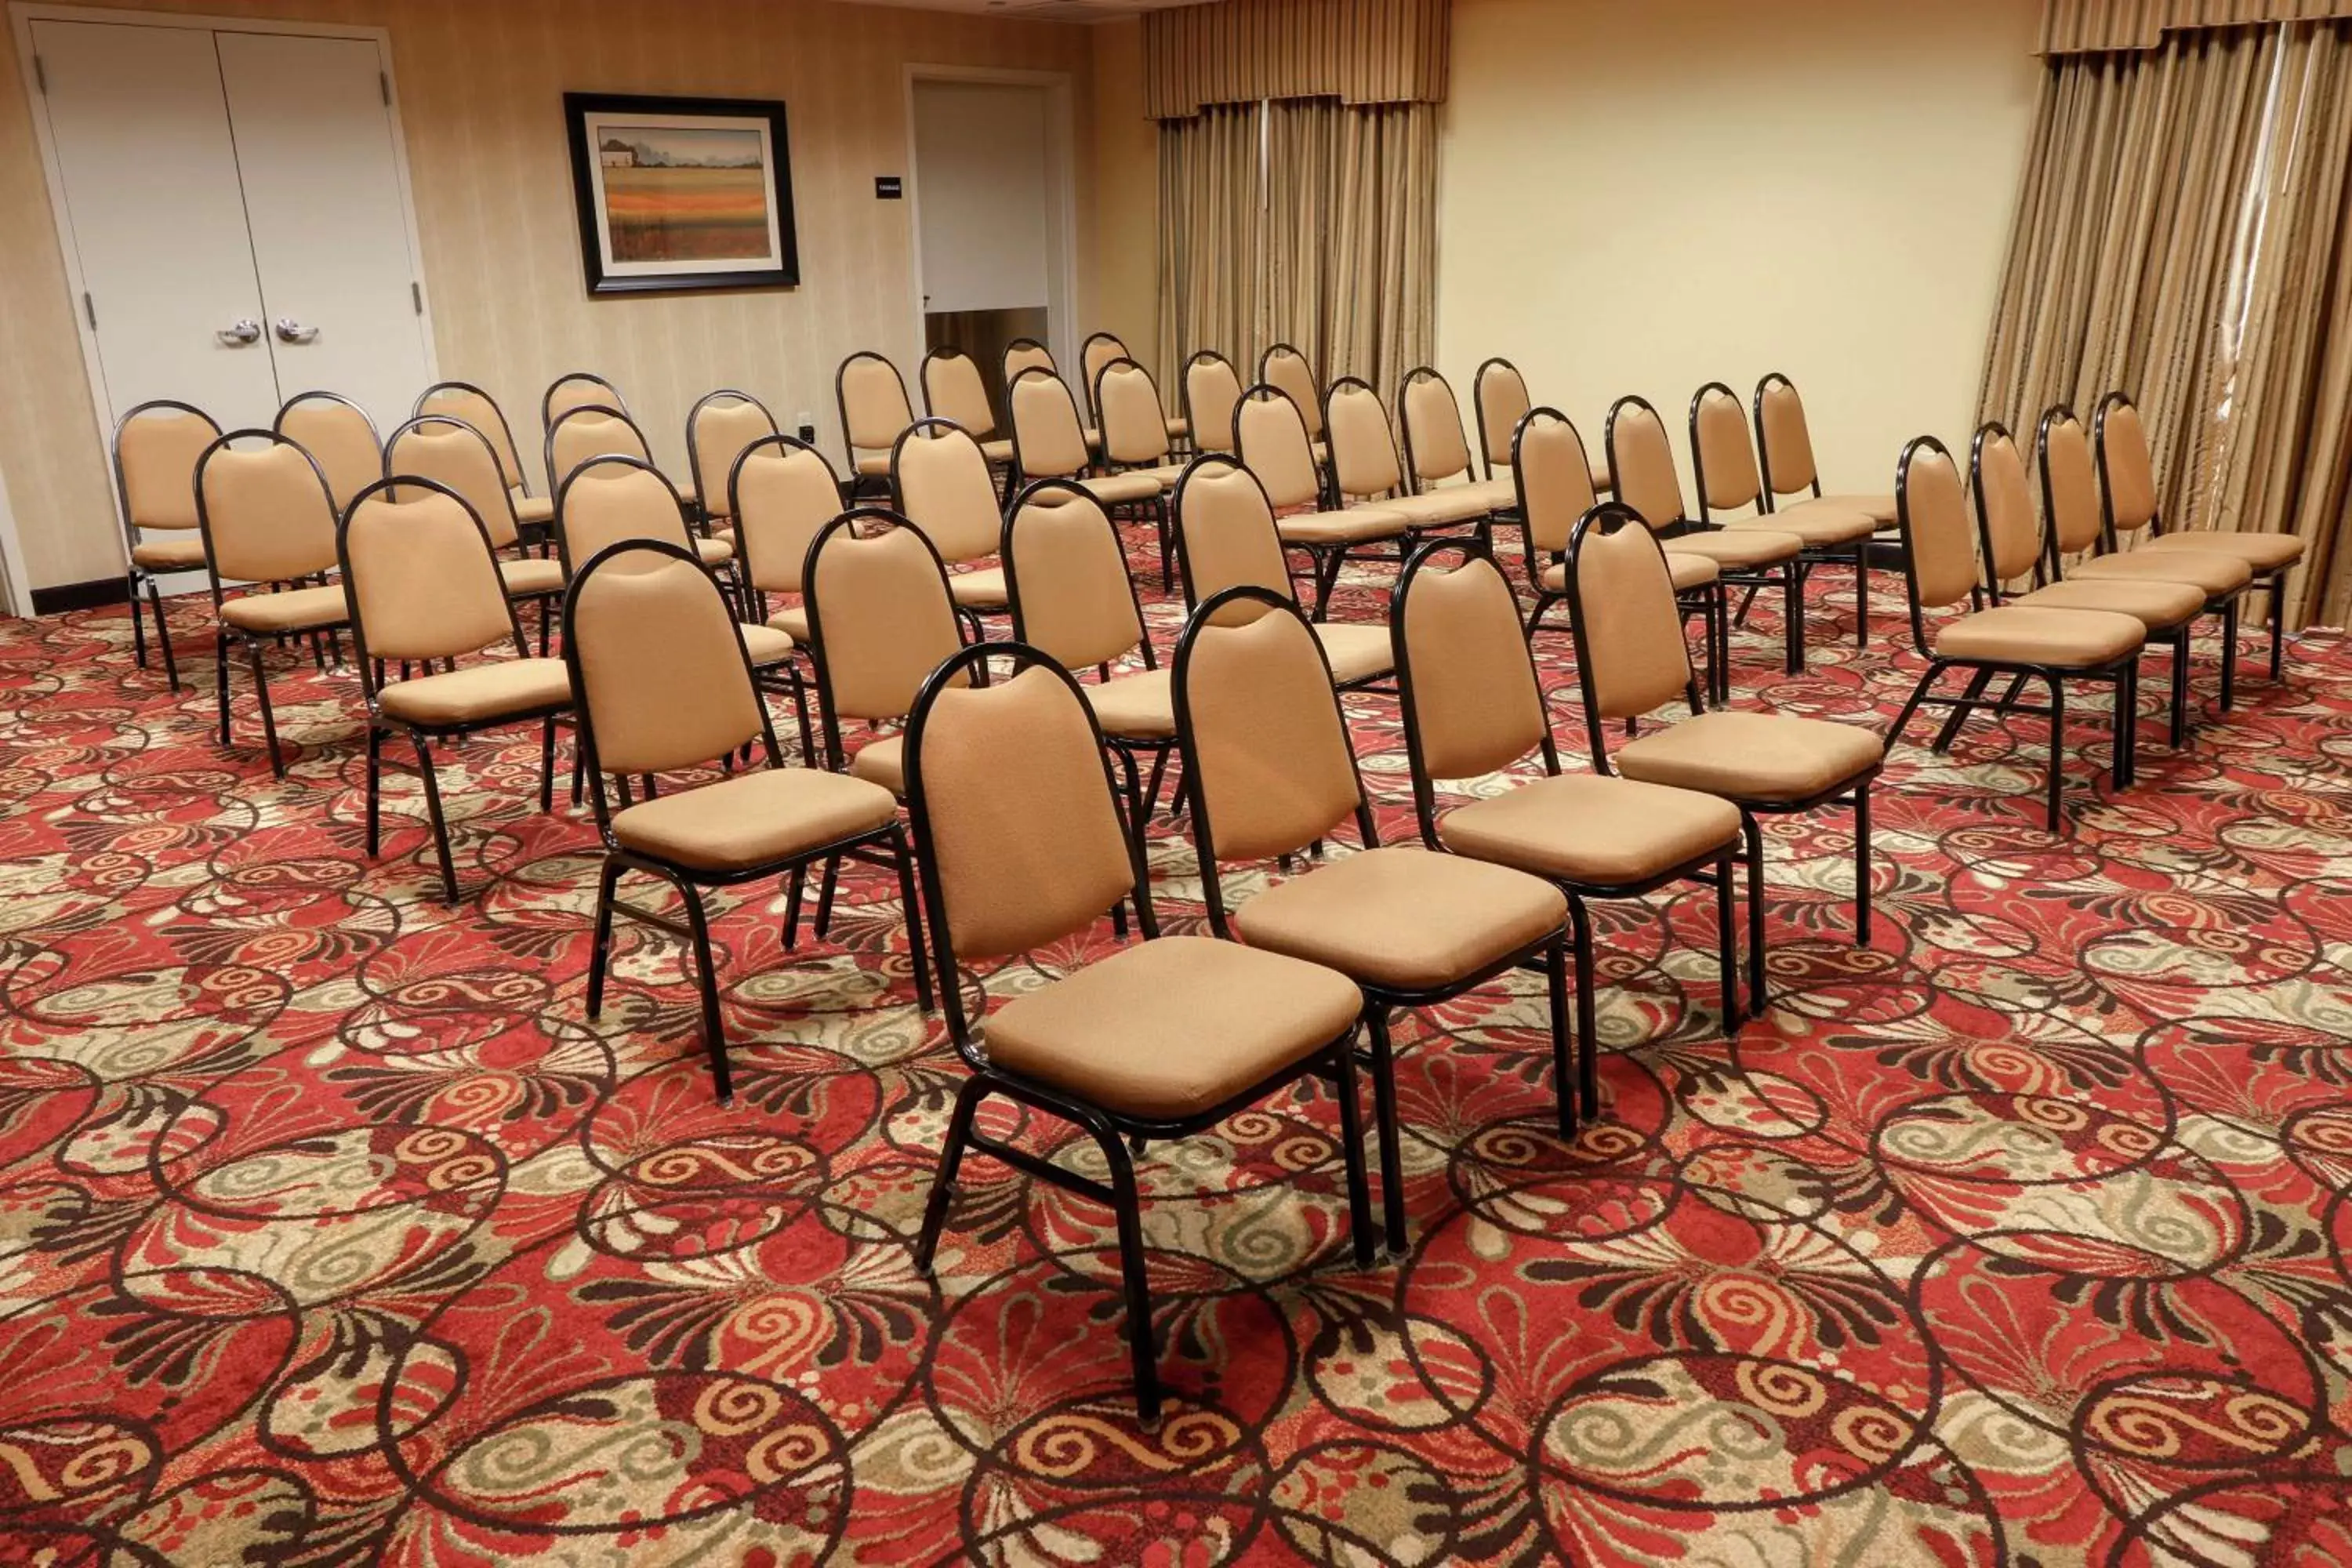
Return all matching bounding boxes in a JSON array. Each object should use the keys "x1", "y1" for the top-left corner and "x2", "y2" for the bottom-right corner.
[{"x1": 32, "y1": 16, "x2": 432, "y2": 455}]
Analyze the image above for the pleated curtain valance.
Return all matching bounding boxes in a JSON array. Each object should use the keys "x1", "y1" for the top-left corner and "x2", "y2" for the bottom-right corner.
[
  {"x1": 1142, "y1": 0, "x2": 1449, "y2": 118},
  {"x1": 2039, "y1": 0, "x2": 2352, "y2": 53}
]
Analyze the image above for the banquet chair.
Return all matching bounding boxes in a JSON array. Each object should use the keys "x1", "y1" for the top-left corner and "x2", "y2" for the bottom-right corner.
[
  {"x1": 1007, "y1": 368, "x2": 1171, "y2": 586},
  {"x1": 917, "y1": 346, "x2": 1017, "y2": 470},
  {"x1": 1003, "y1": 336, "x2": 1057, "y2": 388},
  {"x1": 546, "y1": 406, "x2": 721, "y2": 569},
  {"x1": 1689, "y1": 381, "x2": 1879, "y2": 648},
  {"x1": 1753, "y1": 372, "x2": 1897, "y2": 528},
  {"x1": 1183, "y1": 350, "x2": 1244, "y2": 457},
  {"x1": 1261, "y1": 343, "x2": 1327, "y2": 451},
  {"x1": 837, "y1": 351, "x2": 916, "y2": 498},
  {"x1": 891, "y1": 418, "x2": 1015, "y2": 629},
  {"x1": 383, "y1": 416, "x2": 565, "y2": 648},
  {"x1": 114, "y1": 399, "x2": 223, "y2": 690},
  {"x1": 686, "y1": 390, "x2": 782, "y2": 541},
  {"x1": 543, "y1": 369, "x2": 630, "y2": 432},
  {"x1": 1234, "y1": 384, "x2": 1407, "y2": 616},
  {"x1": 415, "y1": 380, "x2": 546, "y2": 533},
  {"x1": 1399, "y1": 367, "x2": 1518, "y2": 514},
  {"x1": 274, "y1": 391, "x2": 381, "y2": 515},
  {"x1": 1473, "y1": 358, "x2": 1530, "y2": 481},
  {"x1": 1324, "y1": 378, "x2": 1499, "y2": 539}
]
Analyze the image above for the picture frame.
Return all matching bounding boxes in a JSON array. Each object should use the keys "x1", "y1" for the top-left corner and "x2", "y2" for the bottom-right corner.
[{"x1": 563, "y1": 92, "x2": 800, "y2": 296}]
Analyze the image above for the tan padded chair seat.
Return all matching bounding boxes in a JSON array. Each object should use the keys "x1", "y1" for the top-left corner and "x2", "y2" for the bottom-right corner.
[
  {"x1": 378, "y1": 657, "x2": 572, "y2": 728},
  {"x1": 131, "y1": 533, "x2": 208, "y2": 571},
  {"x1": 1659, "y1": 530, "x2": 1803, "y2": 568},
  {"x1": 1230, "y1": 845, "x2": 1566, "y2": 993},
  {"x1": 1932, "y1": 605, "x2": 2143, "y2": 666},
  {"x1": 985, "y1": 935, "x2": 1361, "y2": 1121},
  {"x1": 1079, "y1": 473, "x2": 1166, "y2": 506},
  {"x1": 514, "y1": 495, "x2": 554, "y2": 528},
  {"x1": 1437, "y1": 477, "x2": 1518, "y2": 512},
  {"x1": 948, "y1": 566, "x2": 1008, "y2": 611},
  {"x1": 1166, "y1": 416, "x2": 1191, "y2": 441},
  {"x1": 1732, "y1": 503, "x2": 1876, "y2": 546},
  {"x1": 1380, "y1": 488, "x2": 1497, "y2": 528},
  {"x1": 1590, "y1": 458, "x2": 1613, "y2": 492},
  {"x1": 738, "y1": 622, "x2": 796, "y2": 667},
  {"x1": 768, "y1": 604, "x2": 810, "y2": 642},
  {"x1": 1813, "y1": 492, "x2": 1897, "y2": 524},
  {"x1": 692, "y1": 537, "x2": 735, "y2": 568},
  {"x1": 849, "y1": 735, "x2": 904, "y2": 796},
  {"x1": 1083, "y1": 669, "x2": 1175, "y2": 740},
  {"x1": 2013, "y1": 578, "x2": 2204, "y2": 630},
  {"x1": 1616, "y1": 711, "x2": 1882, "y2": 805},
  {"x1": 1312, "y1": 622, "x2": 1395, "y2": 686},
  {"x1": 2143, "y1": 530, "x2": 2304, "y2": 571},
  {"x1": 498, "y1": 557, "x2": 565, "y2": 598},
  {"x1": 2069, "y1": 550, "x2": 2251, "y2": 595},
  {"x1": 611, "y1": 767, "x2": 898, "y2": 873},
  {"x1": 220, "y1": 585, "x2": 347, "y2": 635},
  {"x1": 1280, "y1": 506, "x2": 1409, "y2": 546},
  {"x1": 980, "y1": 438, "x2": 1016, "y2": 466},
  {"x1": 1439, "y1": 774, "x2": 1742, "y2": 888},
  {"x1": 855, "y1": 453, "x2": 891, "y2": 477},
  {"x1": 1544, "y1": 553, "x2": 1718, "y2": 593}
]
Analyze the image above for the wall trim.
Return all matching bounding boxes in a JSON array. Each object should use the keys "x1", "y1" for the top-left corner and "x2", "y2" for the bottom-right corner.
[{"x1": 29, "y1": 574, "x2": 126, "y2": 615}]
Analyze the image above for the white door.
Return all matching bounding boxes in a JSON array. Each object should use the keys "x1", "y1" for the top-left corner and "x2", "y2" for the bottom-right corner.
[
  {"x1": 913, "y1": 82, "x2": 1052, "y2": 319},
  {"x1": 31, "y1": 19, "x2": 282, "y2": 432},
  {"x1": 216, "y1": 30, "x2": 430, "y2": 434}
]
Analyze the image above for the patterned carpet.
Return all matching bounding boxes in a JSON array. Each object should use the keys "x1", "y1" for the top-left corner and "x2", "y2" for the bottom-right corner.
[{"x1": 2, "y1": 556, "x2": 2348, "y2": 1567}]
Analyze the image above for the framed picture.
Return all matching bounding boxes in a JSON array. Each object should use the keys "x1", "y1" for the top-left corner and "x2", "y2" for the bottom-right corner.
[{"x1": 563, "y1": 92, "x2": 800, "y2": 295}]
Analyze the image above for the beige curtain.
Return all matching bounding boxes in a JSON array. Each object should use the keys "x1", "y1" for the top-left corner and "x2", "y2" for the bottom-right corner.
[
  {"x1": 1979, "y1": 20, "x2": 2352, "y2": 626},
  {"x1": 2040, "y1": 0, "x2": 2352, "y2": 53},
  {"x1": 1156, "y1": 104, "x2": 1264, "y2": 394},
  {"x1": 1144, "y1": 0, "x2": 1448, "y2": 118}
]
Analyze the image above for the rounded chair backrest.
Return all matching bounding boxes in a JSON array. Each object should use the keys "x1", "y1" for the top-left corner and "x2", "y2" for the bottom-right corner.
[
  {"x1": 1896, "y1": 437, "x2": 1978, "y2": 612},
  {"x1": 195, "y1": 433, "x2": 339, "y2": 585},
  {"x1": 1690, "y1": 383, "x2": 1765, "y2": 517},
  {"x1": 275, "y1": 392, "x2": 381, "y2": 514},
  {"x1": 385, "y1": 417, "x2": 522, "y2": 550},
  {"x1": 731, "y1": 434, "x2": 843, "y2": 595},
  {"x1": 1396, "y1": 543, "x2": 1546, "y2": 782},
  {"x1": 2095, "y1": 393, "x2": 2160, "y2": 536},
  {"x1": 1081, "y1": 332, "x2": 1130, "y2": 402},
  {"x1": 1175, "y1": 587, "x2": 1363, "y2": 863},
  {"x1": 1970, "y1": 422, "x2": 2043, "y2": 587},
  {"x1": 1514, "y1": 408, "x2": 1598, "y2": 557},
  {"x1": 339, "y1": 477, "x2": 517, "y2": 665},
  {"x1": 1008, "y1": 368, "x2": 1092, "y2": 482},
  {"x1": 688, "y1": 392, "x2": 780, "y2": 521},
  {"x1": 556, "y1": 455, "x2": 694, "y2": 572},
  {"x1": 564, "y1": 540, "x2": 764, "y2": 777},
  {"x1": 1606, "y1": 397, "x2": 1688, "y2": 532},
  {"x1": 416, "y1": 381, "x2": 526, "y2": 492},
  {"x1": 1260, "y1": 344, "x2": 1323, "y2": 438},
  {"x1": 1755, "y1": 373, "x2": 1820, "y2": 496},
  {"x1": 116, "y1": 401, "x2": 222, "y2": 531},
  {"x1": 1003, "y1": 338, "x2": 1055, "y2": 387},
  {"x1": 892, "y1": 419, "x2": 1004, "y2": 566},
  {"x1": 546, "y1": 405, "x2": 653, "y2": 497},
  {"x1": 906, "y1": 651, "x2": 1136, "y2": 965},
  {"x1": 805, "y1": 512, "x2": 964, "y2": 723},
  {"x1": 1475, "y1": 358, "x2": 1530, "y2": 476},
  {"x1": 1004, "y1": 481, "x2": 1145, "y2": 671},
  {"x1": 1095, "y1": 358, "x2": 1171, "y2": 467},
  {"x1": 544, "y1": 372, "x2": 626, "y2": 430},
  {"x1": 1173, "y1": 457, "x2": 1295, "y2": 619},
  {"x1": 838, "y1": 351, "x2": 915, "y2": 458},
  {"x1": 1235, "y1": 385, "x2": 1323, "y2": 510},
  {"x1": 1185, "y1": 351, "x2": 1243, "y2": 454},
  {"x1": 2037, "y1": 407, "x2": 2104, "y2": 557},
  {"x1": 1325, "y1": 378, "x2": 1405, "y2": 500},
  {"x1": 1400, "y1": 368, "x2": 1474, "y2": 487},
  {"x1": 1564, "y1": 503, "x2": 1694, "y2": 721},
  {"x1": 920, "y1": 347, "x2": 995, "y2": 437}
]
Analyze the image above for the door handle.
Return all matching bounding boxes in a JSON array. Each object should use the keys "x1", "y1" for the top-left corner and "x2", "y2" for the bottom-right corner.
[
  {"x1": 274, "y1": 318, "x2": 319, "y2": 344},
  {"x1": 216, "y1": 319, "x2": 262, "y2": 347}
]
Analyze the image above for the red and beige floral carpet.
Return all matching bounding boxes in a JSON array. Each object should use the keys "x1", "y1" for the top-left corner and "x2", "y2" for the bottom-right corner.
[{"x1": 2, "y1": 564, "x2": 2347, "y2": 1566}]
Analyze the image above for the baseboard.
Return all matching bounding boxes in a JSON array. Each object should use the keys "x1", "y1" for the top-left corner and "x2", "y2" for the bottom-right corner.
[{"x1": 30, "y1": 576, "x2": 129, "y2": 615}]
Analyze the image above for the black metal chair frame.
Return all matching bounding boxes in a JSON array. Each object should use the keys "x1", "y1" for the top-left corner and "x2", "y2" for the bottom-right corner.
[
  {"x1": 890, "y1": 416, "x2": 1018, "y2": 644},
  {"x1": 1690, "y1": 380, "x2": 1871, "y2": 652},
  {"x1": 835, "y1": 351, "x2": 914, "y2": 502},
  {"x1": 728, "y1": 430, "x2": 846, "y2": 766},
  {"x1": 1232, "y1": 382, "x2": 1401, "y2": 619},
  {"x1": 1472, "y1": 356, "x2": 1526, "y2": 481},
  {"x1": 1323, "y1": 375, "x2": 1497, "y2": 548},
  {"x1": 385, "y1": 413, "x2": 559, "y2": 655},
  {"x1": 114, "y1": 398, "x2": 223, "y2": 692},
  {"x1": 1752, "y1": 371, "x2": 1895, "y2": 536},
  {"x1": 1181, "y1": 348, "x2": 1242, "y2": 459},
  {"x1": 1399, "y1": 365, "x2": 1519, "y2": 521},
  {"x1": 685, "y1": 388, "x2": 781, "y2": 538},
  {"x1": 1006, "y1": 367, "x2": 1173, "y2": 591},
  {"x1": 541, "y1": 369, "x2": 630, "y2": 434}
]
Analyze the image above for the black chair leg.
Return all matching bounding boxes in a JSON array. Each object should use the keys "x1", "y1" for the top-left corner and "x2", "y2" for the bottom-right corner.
[
  {"x1": 814, "y1": 855, "x2": 840, "y2": 939},
  {"x1": 1886, "y1": 662, "x2": 1948, "y2": 753},
  {"x1": 1851, "y1": 550, "x2": 1868, "y2": 648},
  {"x1": 1330, "y1": 1036, "x2": 1377, "y2": 1269},
  {"x1": 1545, "y1": 934, "x2": 1575, "y2": 1139},
  {"x1": 1096, "y1": 1125, "x2": 1162, "y2": 1424},
  {"x1": 2045, "y1": 675, "x2": 2067, "y2": 835},
  {"x1": 2113, "y1": 664, "x2": 2136, "y2": 790},
  {"x1": 364, "y1": 726, "x2": 384, "y2": 857},
  {"x1": 151, "y1": 580, "x2": 183, "y2": 693},
  {"x1": 1566, "y1": 898, "x2": 1597, "y2": 1122},
  {"x1": 129, "y1": 572, "x2": 150, "y2": 669},
  {"x1": 216, "y1": 636, "x2": 234, "y2": 746},
  {"x1": 248, "y1": 640, "x2": 285, "y2": 779},
  {"x1": 2169, "y1": 633, "x2": 2190, "y2": 749},
  {"x1": 1782, "y1": 566, "x2": 1805, "y2": 675},
  {"x1": 586, "y1": 859, "x2": 622, "y2": 1018},
  {"x1": 890, "y1": 826, "x2": 936, "y2": 1014},
  {"x1": 782, "y1": 864, "x2": 808, "y2": 952},
  {"x1": 1743, "y1": 813, "x2": 1768, "y2": 1012},
  {"x1": 673, "y1": 878, "x2": 733, "y2": 1103},
  {"x1": 1853, "y1": 785, "x2": 1872, "y2": 946},
  {"x1": 1928, "y1": 666, "x2": 1992, "y2": 754},
  {"x1": 914, "y1": 1074, "x2": 987, "y2": 1272},
  {"x1": 1715, "y1": 857, "x2": 1741, "y2": 1031},
  {"x1": 412, "y1": 731, "x2": 459, "y2": 903},
  {"x1": 2268, "y1": 578, "x2": 2285, "y2": 681},
  {"x1": 2219, "y1": 597, "x2": 2238, "y2": 711},
  {"x1": 1362, "y1": 1007, "x2": 1407, "y2": 1254}
]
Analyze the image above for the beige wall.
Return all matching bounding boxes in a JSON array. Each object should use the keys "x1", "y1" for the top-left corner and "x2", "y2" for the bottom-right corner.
[
  {"x1": 0, "y1": 0, "x2": 1098, "y2": 593},
  {"x1": 1436, "y1": 0, "x2": 2043, "y2": 502},
  {"x1": 1088, "y1": 16, "x2": 1160, "y2": 376}
]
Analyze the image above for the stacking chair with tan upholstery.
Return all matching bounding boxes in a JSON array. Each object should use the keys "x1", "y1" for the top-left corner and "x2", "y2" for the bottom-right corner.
[
  {"x1": 1174, "y1": 585, "x2": 1571, "y2": 1243},
  {"x1": 114, "y1": 399, "x2": 223, "y2": 690},
  {"x1": 564, "y1": 539, "x2": 931, "y2": 1105},
  {"x1": 1083, "y1": 332, "x2": 1188, "y2": 448},
  {"x1": 1474, "y1": 358, "x2": 1530, "y2": 481},
  {"x1": 1399, "y1": 367, "x2": 1519, "y2": 517},
  {"x1": 275, "y1": 392, "x2": 381, "y2": 517},
  {"x1": 1007, "y1": 368, "x2": 1172, "y2": 587},
  {"x1": 1093, "y1": 359, "x2": 1192, "y2": 486},
  {"x1": 686, "y1": 390, "x2": 781, "y2": 541},
  {"x1": 903, "y1": 641, "x2": 1373, "y2": 1421},
  {"x1": 891, "y1": 418, "x2": 1014, "y2": 630},
  {"x1": 1183, "y1": 350, "x2": 1245, "y2": 456},
  {"x1": 416, "y1": 380, "x2": 547, "y2": 535},
  {"x1": 800, "y1": 509, "x2": 970, "y2": 803},
  {"x1": 546, "y1": 407, "x2": 724, "y2": 576},
  {"x1": 1261, "y1": 343, "x2": 1327, "y2": 453},
  {"x1": 2097, "y1": 390, "x2": 2303, "y2": 684},
  {"x1": 1325, "y1": 378, "x2": 1501, "y2": 542},
  {"x1": 1690, "y1": 382, "x2": 1880, "y2": 648},
  {"x1": 384, "y1": 416, "x2": 566, "y2": 648},
  {"x1": 192, "y1": 431, "x2": 352, "y2": 776},
  {"x1": 1754, "y1": 372, "x2": 1897, "y2": 528},
  {"x1": 1392, "y1": 539, "x2": 1745, "y2": 1120},
  {"x1": 337, "y1": 475, "x2": 572, "y2": 902},
  {"x1": 1886, "y1": 437, "x2": 2146, "y2": 833},
  {"x1": 1172, "y1": 455, "x2": 1396, "y2": 691},
  {"x1": 543, "y1": 370, "x2": 630, "y2": 433},
  {"x1": 1003, "y1": 336, "x2": 1057, "y2": 388},
  {"x1": 916, "y1": 347, "x2": 1016, "y2": 472},
  {"x1": 1234, "y1": 384, "x2": 1408, "y2": 616},
  {"x1": 1971, "y1": 421, "x2": 2205, "y2": 750},
  {"x1": 1514, "y1": 408, "x2": 1728, "y2": 702},
  {"x1": 1609, "y1": 395, "x2": 1809, "y2": 676},
  {"x1": 730, "y1": 432, "x2": 848, "y2": 644},
  {"x1": 837, "y1": 351, "x2": 916, "y2": 498},
  {"x1": 1563, "y1": 503, "x2": 1884, "y2": 1011},
  {"x1": 1003, "y1": 480, "x2": 1178, "y2": 843}
]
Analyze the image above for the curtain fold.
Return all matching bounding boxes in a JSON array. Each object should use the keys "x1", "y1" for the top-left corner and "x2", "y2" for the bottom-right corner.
[
  {"x1": 2041, "y1": 0, "x2": 2352, "y2": 53},
  {"x1": 1156, "y1": 103, "x2": 1264, "y2": 399},
  {"x1": 1143, "y1": 0, "x2": 1448, "y2": 118}
]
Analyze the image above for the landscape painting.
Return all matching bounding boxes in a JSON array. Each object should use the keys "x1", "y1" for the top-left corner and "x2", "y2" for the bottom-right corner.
[{"x1": 564, "y1": 94, "x2": 800, "y2": 295}]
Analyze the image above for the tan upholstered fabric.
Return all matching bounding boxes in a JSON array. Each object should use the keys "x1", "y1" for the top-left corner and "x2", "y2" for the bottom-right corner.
[
  {"x1": 850, "y1": 735, "x2": 904, "y2": 796},
  {"x1": 1084, "y1": 335, "x2": 1132, "y2": 396},
  {"x1": 984, "y1": 935, "x2": 1360, "y2": 1119},
  {"x1": 1610, "y1": 404, "x2": 1686, "y2": 531},
  {"x1": 914, "y1": 666, "x2": 1137, "y2": 960},
  {"x1": 378, "y1": 657, "x2": 572, "y2": 728},
  {"x1": 550, "y1": 411, "x2": 652, "y2": 493},
  {"x1": 1551, "y1": 552, "x2": 1719, "y2": 593},
  {"x1": 2012, "y1": 577, "x2": 2205, "y2": 628},
  {"x1": 560, "y1": 463, "x2": 693, "y2": 567},
  {"x1": 1617, "y1": 712, "x2": 1882, "y2": 804},
  {"x1": 2143, "y1": 529, "x2": 2305, "y2": 568},
  {"x1": 1733, "y1": 499, "x2": 1875, "y2": 545},
  {"x1": 388, "y1": 423, "x2": 522, "y2": 550},
  {"x1": 1755, "y1": 379, "x2": 1821, "y2": 495},
  {"x1": 219, "y1": 584, "x2": 347, "y2": 634},
  {"x1": 1932, "y1": 604, "x2": 2145, "y2": 666},
  {"x1": 733, "y1": 445, "x2": 842, "y2": 593},
  {"x1": 922, "y1": 352, "x2": 996, "y2": 437},
  {"x1": 201, "y1": 442, "x2": 339, "y2": 585},
  {"x1": 1974, "y1": 429, "x2": 2045, "y2": 586},
  {"x1": 895, "y1": 428, "x2": 1002, "y2": 565},
  {"x1": 1314, "y1": 622, "x2": 1395, "y2": 686},
  {"x1": 1186, "y1": 356, "x2": 1244, "y2": 453},
  {"x1": 2040, "y1": 415, "x2": 2106, "y2": 556},
  {"x1": 1141, "y1": 0, "x2": 1449, "y2": 118},
  {"x1": 856, "y1": 453, "x2": 892, "y2": 477},
  {"x1": 1326, "y1": 383, "x2": 1406, "y2": 499},
  {"x1": 130, "y1": 535, "x2": 208, "y2": 571},
  {"x1": 1004, "y1": 341, "x2": 1056, "y2": 384},
  {"x1": 612, "y1": 767, "x2": 896, "y2": 872},
  {"x1": 1279, "y1": 506, "x2": 1407, "y2": 546},
  {"x1": 344, "y1": 491, "x2": 513, "y2": 662},
  {"x1": 1901, "y1": 445, "x2": 1981, "y2": 611},
  {"x1": 1236, "y1": 394, "x2": 1326, "y2": 510},
  {"x1": 2098, "y1": 400, "x2": 2161, "y2": 535},
  {"x1": 1814, "y1": 493, "x2": 1900, "y2": 524},
  {"x1": 1402, "y1": 373, "x2": 1475, "y2": 485},
  {"x1": 546, "y1": 376, "x2": 620, "y2": 425},
  {"x1": 416, "y1": 387, "x2": 524, "y2": 489},
  {"x1": 1083, "y1": 669, "x2": 1176, "y2": 739},
  {"x1": 2038, "y1": 0, "x2": 2352, "y2": 54},
  {"x1": 1098, "y1": 362, "x2": 1172, "y2": 466},
  {"x1": 810, "y1": 524, "x2": 964, "y2": 722},
  {"x1": 948, "y1": 567, "x2": 1008, "y2": 611},
  {"x1": 691, "y1": 399, "x2": 779, "y2": 520},
  {"x1": 1181, "y1": 608, "x2": 1362, "y2": 860},
  {"x1": 1655, "y1": 530, "x2": 1802, "y2": 569},
  {"x1": 1477, "y1": 361, "x2": 1530, "y2": 473},
  {"x1": 693, "y1": 535, "x2": 733, "y2": 568},
  {"x1": 840, "y1": 355, "x2": 914, "y2": 454},
  {"x1": 1378, "y1": 488, "x2": 1495, "y2": 526},
  {"x1": 514, "y1": 493, "x2": 554, "y2": 527},
  {"x1": 2070, "y1": 548, "x2": 2252, "y2": 594},
  {"x1": 1441, "y1": 774, "x2": 1741, "y2": 887},
  {"x1": 1572, "y1": 522, "x2": 1697, "y2": 720},
  {"x1": 1177, "y1": 462, "x2": 1296, "y2": 609},
  {"x1": 768, "y1": 604, "x2": 810, "y2": 643},
  {"x1": 1231, "y1": 845, "x2": 1564, "y2": 991},
  {"x1": 278, "y1": 400, "x2": 379, "y2": 513},
  {"x1": 572, "y1": 554, "x2": 763, "y2": 775},
  {"x1": 1516, "y1": 412, "x2": 1597, "y2": 557},
  {"x1": 498, "y1": 557, "x2": 564, "y2": 599},
  {"x1": 1263, "y1": 350, "x2": 1325, "y2": 437},
  {"x1": 1080, "y1": 472, "x2": 1167, "y2": 506},
  {"x1": 738, "y1": 622, "x2": 795, "y2": 667},
  {"x1": 1008, "y1": 495, "x2": 1143, "y2": 670},
  {"x1": 1011, "y1": 374, "x2": 1094, "y2": 480},
  {"x1": 1398, "y1": 553, "x2": 1545, "y2": 779},
  {"x1": 1693, "y1": 388, "x2": 1766, "y2": 514}
]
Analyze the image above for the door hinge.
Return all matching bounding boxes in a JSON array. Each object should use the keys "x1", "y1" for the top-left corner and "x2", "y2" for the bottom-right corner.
[
  {"x1": 379, "y1": 71, "x2": 390, "y2": 106},
  {"x1": 82, "y1": 292, "x2": 96, "y2": 331},
  {"x1": 33, "y1": 55, "x2": 46, "y2": 94},
  {"x1": 411, "y1": 281, "x2": 423, "y2": 315}
]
